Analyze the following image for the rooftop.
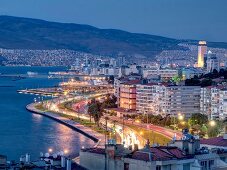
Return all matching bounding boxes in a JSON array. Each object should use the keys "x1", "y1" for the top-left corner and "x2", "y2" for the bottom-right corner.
[
  {"x1": 200, "y1": 136, "x2": 227, "y2": 147},
  {"x1": 129, "y1": 146, "x2": 193, "y2": 161},
  {"x1": 122, "y1": 80, "x2": 141, "y2": 85}
]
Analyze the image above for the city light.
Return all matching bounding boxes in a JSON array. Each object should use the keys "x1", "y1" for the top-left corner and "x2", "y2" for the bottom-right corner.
[
  {"x1": 64, "y1": 149, "x2": 69, "y2": 154},
  {"x1": 135, "y1": 119, "x2": 140, "y2": 123},
  {"x1": 178, "y1": 114, "x2": 184, "y2": 121},
  {"x1": 209, "y1": 120, "x2": 216, "y2": 127},
  {"x1": 48, "y1": 148, "x2": 53, "y2": 153}
]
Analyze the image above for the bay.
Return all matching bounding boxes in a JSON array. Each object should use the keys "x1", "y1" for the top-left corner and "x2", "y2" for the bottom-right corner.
[{"x1": 0, "y1": 66, "x2": 94, "y2": 160}]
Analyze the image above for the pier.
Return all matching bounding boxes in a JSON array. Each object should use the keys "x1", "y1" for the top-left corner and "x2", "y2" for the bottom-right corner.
[{"x1": 18, "y1": 88, "x2": 62, "y2": 97}]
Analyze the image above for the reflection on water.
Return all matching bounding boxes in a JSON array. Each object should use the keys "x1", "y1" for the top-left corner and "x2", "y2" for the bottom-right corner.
[
  {"x1": 0, "y1": 66, "x2": 94, "y2": 160},
  {"x1": 32, "y1": 114, "x2": 43, "y2": 122}
]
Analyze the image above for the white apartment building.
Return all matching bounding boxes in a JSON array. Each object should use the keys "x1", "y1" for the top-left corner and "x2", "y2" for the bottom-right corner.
[
  {"x1": 200, "y1": 87, "x2": 227, "y2": 120},
  {"x1": 219, "y1": 89, "x2": 227, "y2": 120},
  {"x1": 136, "y1": 83, "x2": 165, "y2": 115},
  {"x1": 136, "y1": 84, "x2": 201, "y2": 118},
  {"x1": 142, "y1": 68, "x2": 178, "y2": 80}
]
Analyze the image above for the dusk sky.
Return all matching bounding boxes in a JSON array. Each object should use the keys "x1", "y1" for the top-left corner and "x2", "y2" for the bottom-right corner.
[{"x1": 1, "y1": 0, "x2": 227, "y2": 42}]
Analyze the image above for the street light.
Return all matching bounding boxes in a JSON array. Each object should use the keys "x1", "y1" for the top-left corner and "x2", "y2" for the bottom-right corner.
[
  {"x1": 48, "y1": 148, "x2": 53, "y2": 153},
  {"x1": 178, "y1": 114, "x2": 184, "y2": 121},
  {"x1": 209, "y1": 120, "x2": 216, "y2": 127},
  {"x1": 135, "y1": 119, "x2": 140, "y2": 123},
  {"x1": 64, "y1": 149, "x2": 69, "y2": 154}
]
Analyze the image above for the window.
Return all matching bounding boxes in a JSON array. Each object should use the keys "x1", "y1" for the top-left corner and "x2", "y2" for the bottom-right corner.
[
  {"x1": 156, "y1": 165, "x2": 161, "y2": 170},
  {"x1": 124, "y1": 163, "x2": 129, "y2": 170},
  {"x1": 208, "y1": 160, "x2": 214, "y2": 168},
  {"x1": 201, "y1": 161, "x2": 207, "y2": 169}
]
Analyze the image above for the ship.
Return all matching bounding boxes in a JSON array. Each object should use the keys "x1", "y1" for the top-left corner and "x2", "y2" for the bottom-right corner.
[{"x1": 27, "y1": 72, "x2": 38, "y2": 76}]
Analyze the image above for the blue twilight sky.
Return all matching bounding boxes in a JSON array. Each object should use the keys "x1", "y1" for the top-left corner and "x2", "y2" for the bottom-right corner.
[{"x1": 0, "y1": 0, "x2": 227, "y2": 42}]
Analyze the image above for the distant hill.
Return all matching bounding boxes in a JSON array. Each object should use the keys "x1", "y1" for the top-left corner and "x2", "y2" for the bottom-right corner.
[{"x1": 0, "y1": 16, "x2": 226, "y2": 58}]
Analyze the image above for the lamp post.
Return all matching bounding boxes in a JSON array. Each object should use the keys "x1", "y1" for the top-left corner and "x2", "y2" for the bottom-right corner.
[
  {"x1": 209, "y1": 120, "x2": 216, "y2": 127},
  {"x1": 174, "y1": 113, "x2": 184, "y2": 130}
]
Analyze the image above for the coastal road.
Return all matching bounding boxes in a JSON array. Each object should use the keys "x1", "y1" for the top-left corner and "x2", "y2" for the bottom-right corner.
[{"x1": 71, "y1": 99, "x2": 183, "y2": 140}]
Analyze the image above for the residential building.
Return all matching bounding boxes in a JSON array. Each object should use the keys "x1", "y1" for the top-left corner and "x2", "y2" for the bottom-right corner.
[
  {"x1": 219, "y1": 89, "x2": 227, "y2": 120},
  {"x1": 136, "y1": 83, "x2": 201, "y2": 119},
  {"x1": 200, "y1": 86, "x2": 227, "y2": 120},
  {"x1": 142, "y1": 68, "x2": 178, "y2": 80},
  {"x1": 206, "y1": 51, "x2": 220, "y2": 73},
  {"x1": 80, "y1": 130, "x2": 227, "y2": 170},
  {"x1": 119, "y1": 80, "x2": 140, "y2": 110},
  {"x1": 136, "y1": 83, "x2": 165, "y2": 115}
]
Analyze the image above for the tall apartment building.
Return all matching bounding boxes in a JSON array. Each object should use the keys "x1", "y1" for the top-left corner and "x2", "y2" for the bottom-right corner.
[
  {"x1": 136, "y1": 83, "x2": 165, "y2": 115},
  {"x1": 219, "y1": 89, "x2": 227, "y2": 120},
  {"x1": 136, "y1": 84, "x2": 201, "y2": 118},
  {"x1": 200, "y1": 86, "x2": 227, "y2": 120},
  {"x1": 119, "y1": 80, "x2": 140, "y2": 110}
]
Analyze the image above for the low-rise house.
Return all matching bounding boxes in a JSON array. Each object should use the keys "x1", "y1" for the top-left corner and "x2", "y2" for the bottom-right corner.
[{"x1": 80, "y1": 130, "x2": 227, "y2": 170}]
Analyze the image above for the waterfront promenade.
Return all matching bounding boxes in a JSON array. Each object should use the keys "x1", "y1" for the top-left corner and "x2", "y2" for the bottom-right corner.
[{"x1": 26, "y1": 103, "x2": 105, "y2": 148}]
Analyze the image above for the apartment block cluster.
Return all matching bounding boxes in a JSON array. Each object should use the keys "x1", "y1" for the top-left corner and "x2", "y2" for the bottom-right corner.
[
  {"x1": 111, "y1": 41, "x2": 227, "y2": 120},
  {"x1": 114, "y1": 76, "x2": 227, "y2": 120},
  {"x1": 76, "y1": 55, "x2": 181, "y2": 80}
]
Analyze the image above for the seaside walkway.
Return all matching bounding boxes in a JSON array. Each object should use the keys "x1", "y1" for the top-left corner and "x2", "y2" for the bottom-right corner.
[{"x1": 26, "y1": 103, "x2": 105, "y2": 148}]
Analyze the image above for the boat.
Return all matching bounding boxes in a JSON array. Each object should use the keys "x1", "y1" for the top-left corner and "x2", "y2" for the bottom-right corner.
[{"x1": 27, "y1": 72, "x2": 38, "y2": 76}]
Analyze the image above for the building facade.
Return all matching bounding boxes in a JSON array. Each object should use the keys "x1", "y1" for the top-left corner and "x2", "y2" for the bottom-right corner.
[
  {"x1": 197, "y1": 41, "x2": 207, "y2": 68},
  {"x1": 119, "y1": 81, "x2": 140, "y2": 110},
  {"x1": 200, "y1": 87, "x2": 227, "y2": 120},
  {"x1": 206, "y1": 51, "x2": 220, "y2": 73},
  {"x1": 136, "y1": 84, "x2": 201, "y2": 118},
  {"x1": 142, "y1": 68, "x2": 178, "y2": 80}
]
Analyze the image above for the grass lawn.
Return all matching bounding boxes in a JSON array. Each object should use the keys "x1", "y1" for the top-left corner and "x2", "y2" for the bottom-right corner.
[{"x1": 128, "y1": 125, "x2": 171, "y2": 146}]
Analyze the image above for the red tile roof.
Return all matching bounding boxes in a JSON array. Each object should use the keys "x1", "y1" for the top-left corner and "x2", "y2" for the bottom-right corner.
[
  {"x1": 200, "y1": 136, "x2": 227, "y2": 147},
  {"x1": 131, "y1": 146, "x2": 191, "y2": 161},
  {"x1": 122, "y1": 80, "x2": 141, "y2": 85}
]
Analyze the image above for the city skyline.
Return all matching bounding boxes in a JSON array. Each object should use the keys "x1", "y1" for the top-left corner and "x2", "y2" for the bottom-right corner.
[
  {"x1": 0, "y1": 0, "x2": 227, "y2": 42},
  {"x1": 0, "y1": 1, "x2": 227, "y2": 169}
]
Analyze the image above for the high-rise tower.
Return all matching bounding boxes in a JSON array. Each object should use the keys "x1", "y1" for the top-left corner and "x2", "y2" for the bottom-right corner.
[{"x1": 197, "y1": 41, "x2": 207, "y2": 68}]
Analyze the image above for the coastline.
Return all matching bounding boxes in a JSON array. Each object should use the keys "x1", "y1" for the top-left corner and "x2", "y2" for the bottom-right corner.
[{"x1": 26, "y1": 103, "x2": 105, "y2": 148}]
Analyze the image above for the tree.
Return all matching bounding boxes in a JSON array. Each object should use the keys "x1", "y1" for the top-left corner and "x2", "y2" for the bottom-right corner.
[
  {"x1": 224, "y1": 70, "x2": 227, "y2": 79},
  {"x1": 172, "y1": 75, "x2": 181, "y2": 84},
  {"x1": 185, "y1": 78, "x2": 201, "y2": 86},
  {"x1": 207, "y1": 126, "x2": 219, "y2": 138},
  {"x1": 190, "y1": 124, "x2": 201, "y2": 135},
  {"x1": 219, "y1": 68, "x2": 225, "y2": 77},
  {"x1": 87, "y1": 99, "x2": 103, "y2": 126},
  {"x1": 200, "y1": 78, "x2": 213, "y2": 87},
  {"x1": 188, "y1": 113, "x2": 208, "y2": 127},
  {"x1": 102, "y1": 95, "x2": 117, "y2": 109}
]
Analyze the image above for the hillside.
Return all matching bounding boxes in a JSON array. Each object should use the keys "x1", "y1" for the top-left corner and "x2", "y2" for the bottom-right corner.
[
  {"x1": 0, "y1": 16, "x2": 226, "y2": 58},
  {"x1": 0, "y1": 16, "x2": 184, "y2": 57}
]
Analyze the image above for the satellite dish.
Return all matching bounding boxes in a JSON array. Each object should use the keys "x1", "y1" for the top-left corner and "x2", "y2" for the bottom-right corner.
[
  {"x1": 40, "y1": 152, "x2": 44, "y2": 157},
  {"x1": 53, "y1": 154, "x2": 57, "y2": 159},
  {"x1": 45, "y1": 153, "x2": 50, "y2": 158}
]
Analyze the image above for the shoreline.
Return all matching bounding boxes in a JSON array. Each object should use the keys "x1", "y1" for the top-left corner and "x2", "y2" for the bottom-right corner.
[{"x1": 26, "y1": 103, "x2": 105, "y2": 148}]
